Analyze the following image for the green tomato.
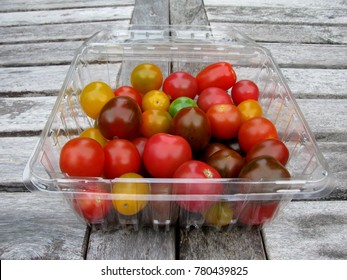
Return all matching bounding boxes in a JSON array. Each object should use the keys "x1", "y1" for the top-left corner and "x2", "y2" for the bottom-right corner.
[{"x1": 168, "y1": 97, "x2": 197, "y2": 117}]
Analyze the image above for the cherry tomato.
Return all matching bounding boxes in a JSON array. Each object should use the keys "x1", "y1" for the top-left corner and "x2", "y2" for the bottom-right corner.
[
  {"x1": 238, "y1": 117, "x2": 278, "y2": 153},
  {"x1": 200, "y1": 142, "x2": 228, "y2": 162},
  {"x1": 168, "y1": 97, "x2": 197, "y2": 117},
  {"x1": 141, "y1": 109, "x2": 172, "y2": 137},
  {"x1": 197, "y1": 87, "x2": 233, "y2": 112},
  {"x1": 80, "y1": 81, "x2": 115, "y2": 119},
  {"x1": 73, "y1": 185, "x2": 112, "y2": 223},
  {"x1": 80, "y1": 127, "x2": 108, "y2": 147},
  {"x1": 196, "y1": 62, "x2": 237, "y2": 93},
  {"x1": 142, "y1": 90, "x2": 170, "y2": 111},
  {"x1": 206, "y1": 104, "x2": 242, "y2": 140},
  {"x1": 97, "y1": 96, "x2": 142, "y2": 140},
  {"x1": 132, "y1": 137, "x2": 149, "y2": 177},
  {"x1": 205, "y1": 148, "x2": 245, "y2": 178},
  {"x1": 114, "y1": 86, "x2": 142, "y2": 107},
  {"x1": 143, "y1": 133, "x2": 192, "y2": 178},
  {"x1": 231, "y1": 79, "x2": 259, "y2": 105},
  {"x1": 163, "y1": 71, "x2": 198, "y2": 100},
  {"x1": 237, "y1": 99, "x2": 263, "y2": 122},
  {"x1": 203, "y1": 202, "x2": 234, "y2": 227},
  {"x1": 172, "y1": 107, "x2": 211, "y2": 153},
  {"x1": 173, "y1": 160, "x2": 223, "y2": 212},
  {"x1": 130, "y1": 63, "x2": 163, "y2": 94},
  {"x1": 112, "y1": 173, "x2": 150, "y2": 216},
  {"x1": 246, "y1": 138, "x2": 289, "y2": 166},
  {"x1": 103, "y1": 139, "x2": 141, "y2": 179},
  {"x1": 60, "y1": 137, "x2": 104, "y2": 177}
]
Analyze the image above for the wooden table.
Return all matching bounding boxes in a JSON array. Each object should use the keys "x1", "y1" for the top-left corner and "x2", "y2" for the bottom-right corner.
[{"x1": 0, "y1": 0, "x2": 346, "y2": 260}]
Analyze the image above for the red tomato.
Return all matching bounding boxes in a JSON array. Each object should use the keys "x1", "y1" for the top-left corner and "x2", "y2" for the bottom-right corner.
[
  {"x1": 235, "y1": 201, "x2": 279, "y2": 226},
  {"x1": 163, "y1": 71, "x2": 198, "y2": 100},
  {"x1": 143, "y1": 133, "x2": 192, "y2": 178},
  {"x1": 246, "y1": 138, "x2": 289, "y2": 166},
  {"x1": 196, "y1": 62, "x2": 237, "y2": 93},
  {"x1": 206, "y1": 104, "x2": 242, "y2": 140},
  {"x1": 132, "y1": 137, "x2": 149, "y2": 177},
  {"x1": 173, "y1": 160, "x2": 223, "y2": 212},
  {"x1": 197, "y1": 87, "x2": 233, "y2": 112},
  {"x1": 238, "y1": 117, "x2": 278, "y2": 153},
  {"x1": 231, "y1": 80, "x2": 259, "y2": 105},
  {"x1": 103, "y1": 139, "x2": 141, "y2": 179},
  {"x1": 60, "y1": 137, "x2": 104, "y2": 177},
  {"x1": 114, "y1": 86, "x2": 142, "y2": 107},
  {"x1": 73, "y1": 185, "x2": 112, "y2": 224}
]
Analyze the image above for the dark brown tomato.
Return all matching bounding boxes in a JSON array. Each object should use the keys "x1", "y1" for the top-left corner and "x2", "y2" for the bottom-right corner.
[
  {"x1": 171, "y1": 107, "x2": 211, "y2": 153},
  {"x1": 200, "y1": 142, "x2": 228, "y2": 162},
  {"x1": 205, "y1": 148, "x2": 245, "y2": 178}
]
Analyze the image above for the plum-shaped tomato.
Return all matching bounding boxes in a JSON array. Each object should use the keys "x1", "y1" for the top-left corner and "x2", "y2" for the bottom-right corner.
[{"x1": 97, "y1": 96, "x2": 142, "y2": 140}]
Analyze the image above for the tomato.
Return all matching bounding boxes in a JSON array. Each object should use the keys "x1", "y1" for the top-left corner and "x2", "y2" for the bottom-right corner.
[
  {"x1": 222, "y1": 138, "x2": 246, "y2": 157},
  {"x1": 168, "y1": 97, "x2": 197, "y2": 117},
  {"x1": 80, "y1": 127, "x2": 108, "y2": 147},
  {"x1": 231, "y1": 79, "x2": 259, "y2": 105},
  {"x1": 97, "y1": 96, "x2": 142, "y2": 140},
  {"x1": 60, "y1": 137, "x2": 104, "y2": 177},
  {"x1": 130, "y1": 63, "x2": 163, "y2": 94},
  {"x1": 173, "y1": 160, "x2": 223, "y2": 212},
  {"x1": 200, "y1": 142, "x2": 228, "y2": 162},
  {"x1": 112, "y1": 173, "x2": 150, "y2": 216},
  {"x1": 238, "y1": 117, "x2": 278, "y2": 153},
  {"x1": 132, "y1": 137, "x2": 149, "y2": 177},
  {"x1": 205, "y1": 148, "x2": 245, "y2": 178},
  {"x1": 196, "y1": 62, "x2": 237, "y2": 93},
  {"x1": 197, "y1": 87, "x2": 233, "y2": 112},
  {"x1": 246, "y1": 138, "x2": 289, "y2": 166},
  {"x1": 203, "y1": 202, "x2": 234, "y2": 227},
  {"x1": 237, "y1": 99, "x2": 263, "y2": 122},
  {"x1": 141, "y1": 109, "x2": 172, "y2": 137},
  {"x1": 142, "y1": 90, "x2": 170, "y2": 111},
  {"x1": 206, "y1": 104, "x2": 242, "y2": 140},
  {"x1": 143, "y1": 133, "x2": 192, "y2": 178},
  {"x1": 80, "y1": 81, "x2": 115, "y2": 120},
  {"x1": 73, "y1": 185, "x2": 112, "y2": 223},
  {"x1": 114, "y1": 86, "x2": 142, "y2": 107},
  {"x1": 172, "y1": 107, "x2": 211, "y2": 153},
  {"x1": 103, "y1": 139, "x2": 141, "y2": 179},
  {"x1": 235, "y1": 200, "x2": 279, "y2": 226},
  {"x1": 162, "y1": 71, "x2": 198, "y2": 100}
]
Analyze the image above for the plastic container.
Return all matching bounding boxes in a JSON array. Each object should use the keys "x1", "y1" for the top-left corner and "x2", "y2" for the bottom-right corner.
[{"x1": 23, "y1": 25, "x2": 334, "y2": 231}]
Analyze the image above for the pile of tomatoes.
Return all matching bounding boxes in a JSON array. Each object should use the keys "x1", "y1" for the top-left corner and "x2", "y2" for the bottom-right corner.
[{"x1": 59, "y1": 62, "x2": 291, "y2": 227}]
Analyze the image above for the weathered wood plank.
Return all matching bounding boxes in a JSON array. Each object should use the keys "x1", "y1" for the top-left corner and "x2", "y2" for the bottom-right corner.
[
  {"x1": 210, "y1": 22, "x2": 347, "y2": 45},
  {"x1": 130, "y1": 0, "x2": 169, "y2": 25},
  {"x1": 262, "y1": 201, "x2": 347, "y2": 259},
  {"x1": 179, "y1": 228, "x2": 266, "y2": 259},
  {"x1": 2, "y1": 66, "x2": 346, "y2": 99},
  {"x1": 205, "y1": 5, "x2": 347, "y2": 25},
  {"x1": 2, "y1": 40, "x2": 346, "y2": 68},
  {"x1": 87, "y1": 228, "x2": 176, "y2": 260},
  {"x1": 0, "y1": 0, "x2": 134, "y2": 12},
  {"x1": 0, "y1": 192, "x2": 87, "y2": 259},
  {"x1": 0, "y1": 6, "x2": 133, "y2": 27},
  {"x1": 169, "y1": 0, "x2": 208, "y2": 25}
]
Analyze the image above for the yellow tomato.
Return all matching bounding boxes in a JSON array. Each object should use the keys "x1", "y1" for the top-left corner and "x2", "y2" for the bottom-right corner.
[
  {"x1": 130, "y1": 63, "x2": 163, "y2": 94},
  {"x1": 203, "y1": 202, "x2": 234, "y2": 227},
  {"x1": 112, "y1": 173, "x2": 150, "y2": 216},
  {"x1": 237, "y1": 99, "x2": 263, "y2": 122},
  {"x1": 142, "y1": 90, "x2": 170, "y2": 111},
  {"x1": 80, "y1": 127, "x2": 108, "y2": 147},
  {"x1": 80, "y1": 81, "x2": 114, "y2": 119},
  {"x1": 141, "y1": 109, "x2": 172, "y2": 137}
]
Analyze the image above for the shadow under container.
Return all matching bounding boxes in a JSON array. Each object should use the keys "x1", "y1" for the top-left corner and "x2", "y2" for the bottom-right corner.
[{"x1": 23, "y1": 25, "x2": 335, "y2": 231}]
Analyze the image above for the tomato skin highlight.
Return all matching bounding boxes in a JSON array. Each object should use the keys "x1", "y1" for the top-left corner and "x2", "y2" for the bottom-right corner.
[
  {"x1": 196, "y1": 62, "x2": 237, "y2": 93},
  {"x1": 173, "y1": 160, "x2": 223, "y2": 212},
  {"x1": 60, "y1": 137, "x2": 104, "y2": 177},
  {"x1": 103, "y1": 139, "x2": 141, "y2": 179},
  {"x1": 143, "y1": 133, "x2": 192, "y2": 178}
]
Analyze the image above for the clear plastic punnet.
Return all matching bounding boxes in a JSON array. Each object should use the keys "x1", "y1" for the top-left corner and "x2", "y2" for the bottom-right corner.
[{"x1": 23, "y1": 25, "x2": 334, "y2": 231}]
